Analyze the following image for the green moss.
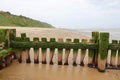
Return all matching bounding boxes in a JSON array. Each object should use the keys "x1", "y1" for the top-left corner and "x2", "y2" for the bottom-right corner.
[
  {"x1": 24, "y1": 38, "x2": 30, "y2": 42},
  {"x1": 50, "y1": 38, "x2": 56, "y2": 42},
  {"x1": 34, "y1": 48, "x2": 39, "y2": 53},
  {"x1": 81, "y1": 49, "x2": 86, "y2": 55},
  {"x1": 99, "y1": 33, "x2": 109, "y2": 60},
  {"x1": 118, "y1": 50, "x2": 120, "y2": 57},
  {"x1": 81, "y1": 39, "x2": 87, "y2": 43},
  {"x1": 21, "y1": 33, "x2": 26, "y2": 39},
  {"x1": 13, "y1": 48, "x2": 22, "y2": 53},
  {"x1": 111, "y1": 40, "x2": 118, "y2": 57},
  {"x1": 71, "y1": 41, "x2": 79, "y2": 52},
  {"x1": 108, "y1": 44, "x2": 120, "y2": 50},
  {"x1": 58, "y1": 49, "x2": 63, "y2": 54},
  {"x1": 81, "y1": 39, "x2": 87, "y2": 55},
  {"x1": 112, "y1": 40, "x2": 118, "y2": 44},
  {"x1": 49, "y1": 38, "x2": 56, "y2": 51},
  {"x1": 0, "y1": 29, "x2": 7, "y2": 41},
  {"x1": 19, "y1": 37, "x2": 30, "y2": 42},
  {"x1": 0, "y1": 49, "x2": 7, "y2": 56},
  {"x1": 66, "y1": 39, "x2": 72, "y2": 43},
  {"x1": 91, "y1": 32, "x2": 99, "y2": 65},
  {"x1": 33, "y1": 37, "x2": 40, "y2": 50},
  {"x1": 15, "y1": 34, "x2": 30, "y2": 42},
  {"x1": 9, "y1": 29, "x2": 16, "y2": 41},
  {"x1": 50, "y1": 49, "x2": 54, "y2": 53},
  {"x1": 0, "y1": 48, "x2": 12, "y2": 57},
  {"x1": 92, "y1": 32, "x2": 99, "y2": 43},
  {"x1": 73, "y1": 39, "x2": 79, "y2": 43},
  {"x1": 0, "y1": 29, "x2": 9, "y2": 48},
  {"x1": 15, "y1": 37, "x2": 21, "y2": 41},
  {"x1": 41, "y1": 38, "x2": 47, "y2": 42},
  {"x1": 64, "y1": 43, "x2": 71, "y2": 50},
  {"x1": 88, "y1": 39, "x2": 95, "y2": 58},
  {"x1": 89, "y1": 39, "x2": 95, "y2": 43},
  {"x1": 56, "y1": 42, "x2": 64, "y2": 50},
  {"x1": 33, "y1": 37, "x2": 39, "y2": 42},
  {"x1": 10, "y1": 41, "x2": 32, "y2": 49},
  {"x1": 118, "y1": 41, "x2": 120, "y2": 57},
  {"x1": 10, "y1": 41, "x2": 98, "y2": 50},
  {"x1": 111, "y1": 50, "x2": 117, "y2": 57},
  {"x1": 73, "y1": 49, "x2": 78, "y2": 54},
  {"x1": 88, "y1": 49, "x2": 94, "y2": 58},
  {"x1": 42, "y1": 48, "x2": 47, "y2": 54}
]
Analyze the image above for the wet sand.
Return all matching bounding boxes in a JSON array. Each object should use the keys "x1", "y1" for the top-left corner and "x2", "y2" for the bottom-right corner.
[
  {"x1": 0, "y1": 61, "x2": 120, "y2": 80},
  {"x1": 0, "y1": 26, "x2": 120, "y2": 80}
]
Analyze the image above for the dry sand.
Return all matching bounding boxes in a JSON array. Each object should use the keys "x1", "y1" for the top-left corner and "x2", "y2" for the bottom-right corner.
[
  {"x1": 0, "y1": 26, "x2": 89, "y2": 41},
  {"x1": 0, "y1": 26, "x2": 120, "y2": 80}
]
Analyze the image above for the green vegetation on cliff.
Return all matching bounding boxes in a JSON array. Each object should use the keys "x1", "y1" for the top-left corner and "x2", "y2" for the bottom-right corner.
[{"x1": 0, "y1": 11, "x2": 54, "y2": 28}]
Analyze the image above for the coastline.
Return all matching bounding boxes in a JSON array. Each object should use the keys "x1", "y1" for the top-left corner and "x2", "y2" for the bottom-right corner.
[{"x1": 0, "y1": 26, "x2": 120, "y2": 80}]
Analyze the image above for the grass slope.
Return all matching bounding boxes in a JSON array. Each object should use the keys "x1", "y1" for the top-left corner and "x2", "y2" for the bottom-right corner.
[{"x1": 0, "y1": 11, "x2": 54, "y2": 28}]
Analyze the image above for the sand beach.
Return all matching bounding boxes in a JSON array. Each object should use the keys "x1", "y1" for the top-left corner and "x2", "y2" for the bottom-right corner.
[{"x1": 0, "y1": 26, "x2": 120, "y2": 80}]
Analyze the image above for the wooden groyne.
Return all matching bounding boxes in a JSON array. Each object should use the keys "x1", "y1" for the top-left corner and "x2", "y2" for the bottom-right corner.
[{"x1": 0, "y1": 29, "x2": 120, "y2": 72}]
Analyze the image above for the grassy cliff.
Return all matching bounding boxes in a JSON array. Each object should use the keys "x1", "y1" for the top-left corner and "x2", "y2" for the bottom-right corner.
[{"x1": 0, "y1": 11, "x2": 54, "y2": 28}]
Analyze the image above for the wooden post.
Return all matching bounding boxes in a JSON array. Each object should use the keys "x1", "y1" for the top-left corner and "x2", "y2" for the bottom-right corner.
[
  {"x1": 73, "y1": 49, "x2": 78, "y2": 66},
  {"x1": 58, "y1": 49, "x2": 63, "y2": 65},
  {"x1": 41, "y1": 38, "x2": 47, "y2": 64},
  {"x1": 64, "y1": 49, "x2": 70, "y2": 65},
  {"x1": 0, "y1": 56, "x2": 3, "y2": 70},
  {"x1": 73, "y1": 39, "x2": 79, "y2": 66},
  {"x1": 17, "y1": 50, "x2": 22, "y2": 63},
  {"x1": 26, "y1": 49, "x2": 31, "y2": 63},
  {"x1": 50, "y1": 49, "x2": 54, "y2": 64},
  {"x1": 34, "y1": 49, "x2": 39, "y2": 64},
  {"x1": 98, "y1": 32, "x2": 109, "y2": 72},
  {"x1": 110, "y1": 40, "x2": 118, "y2": 67},
  {"x1": 64, "y1": 38, "x2": 71, "y2": 65},
  {"x1": 49, "y1": 38, "x2": 56, "y2": 64},
  {"x1": 58, "y1": 38, "x2": 63, "y2": 65},
  {"x1": 118, "y1": 41, "x2": 120, "y2": 67},
  {"x1": 88, "y1": 39, "x2": 95, "y2": 67},
  {"x1": 80, "y1": 39, "x2": 87, "y2": 66},
  {"x1": 5, "y1": 53, "x2": 11, "y2": 67},
  {"x1": 42, "y1": 48, "x2": 47, "y2": 64},
  {"x1": 92, "y1": 32, "x2": 99, "y2": 67},
  {"x1": 33, "y1": 37, "x2": 39, "y2": 64}
]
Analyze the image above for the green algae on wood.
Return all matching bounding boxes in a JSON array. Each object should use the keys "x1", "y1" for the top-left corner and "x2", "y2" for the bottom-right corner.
[
  {"x1": 34, "y1": 49, "x2": 39, "y2": 64},
  {"x1": 80, "y1": 39, "x2": 87, "y2": 66},
  {"x1": 58, "y1": 38, "x2": 64, "y2": 65},
  {"x1": 110, "y1": 40, "x2": 118, "y2": 66},
  {"x1": 117, "y1": 40, "x2": 120, "y2": 66},
  {"x1": 73, "y1": 39, "x2": 79, "y2": 43},
  {"x1": 33, "y1": 37, "x2": 39, "y2": 51},
  {"x1": 42, "y1": 48, "x2": 47, "y2": 64},
  {"x1": 88, "y1": 39, "x2": 95, "y2": 66},
  {"x1": 98, "y1": 32, "x2": 109, "y2": 72},
  {"x1": 64, "y1": 38, "x2": 72, "y2": 65},
  {"x1": 41, "y1": 38, "x2": 47, "y2": 42},
  {"x1": 92, "y1": 32, "x2": 99, "y2": 66},
  {"x1": 111, "y1": 40, "x2": 118, "y2": 57},
  {"x1": 92, "y1": 32, "x2": 99, "y2": 43}
]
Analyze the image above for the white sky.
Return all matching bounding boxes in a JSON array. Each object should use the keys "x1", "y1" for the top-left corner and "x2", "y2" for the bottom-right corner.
[{"x1": 0, "y1": 0, "x2": 120, "y2": 29}]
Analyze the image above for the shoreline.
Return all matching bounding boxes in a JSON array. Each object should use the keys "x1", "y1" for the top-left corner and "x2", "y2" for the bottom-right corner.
[
  {"x1": 0, "y1": 26, "x2": 89, "y2": 41},
  {"x1": 0, "y1": 26, "x2": 120, "y2": 80}
]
